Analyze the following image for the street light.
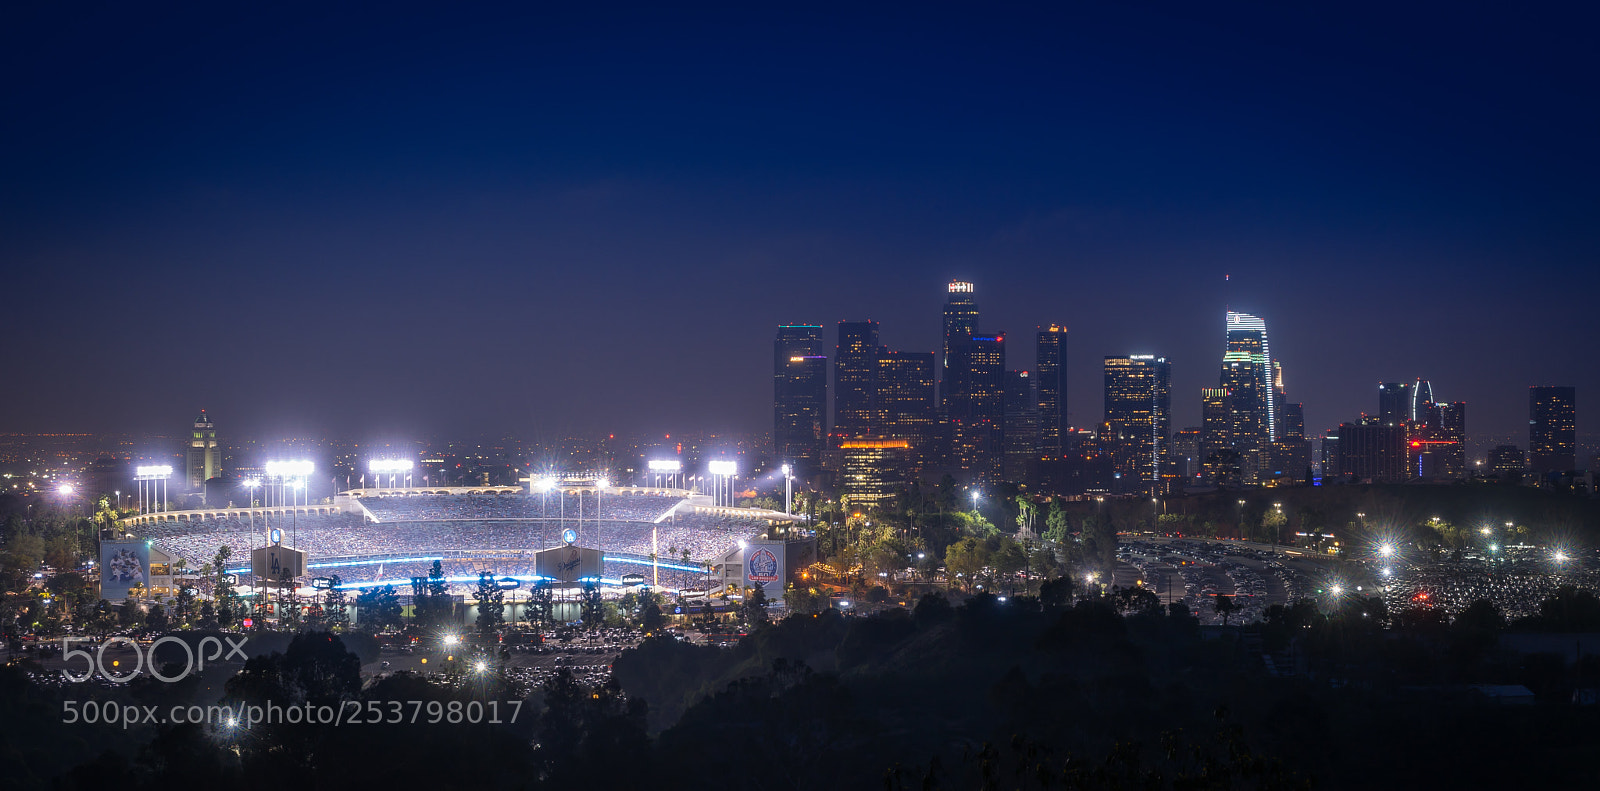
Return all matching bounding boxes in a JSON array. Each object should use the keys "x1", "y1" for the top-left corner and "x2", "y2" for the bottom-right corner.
[
  {"x1": 1378, "y1": 543, "x2": 1395, "y2": 558},
  {"x1": 971, "y1": 491, "x2": 981, "y2": 512}
]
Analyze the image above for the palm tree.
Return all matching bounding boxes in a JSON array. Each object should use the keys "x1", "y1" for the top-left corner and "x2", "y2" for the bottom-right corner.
[{"x1": 1214, "y1": 594, "x2": 1237, "y2": 627}]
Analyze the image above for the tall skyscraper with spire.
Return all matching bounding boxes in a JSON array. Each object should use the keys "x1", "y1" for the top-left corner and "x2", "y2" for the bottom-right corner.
[
  {"x1": 774, "y1": 324, "x2": 828, "y2": 475},
  {"x1": 1035, "y1": 325, "x2": 1068, "y2": 457},
  {"x1": 187, "y1": 410, "x2": 220, "y2": 489}
]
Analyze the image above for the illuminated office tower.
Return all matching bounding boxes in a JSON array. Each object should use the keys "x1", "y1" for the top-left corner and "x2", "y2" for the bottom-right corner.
[
  {"x1": 1488, "y1": 444, "x2": 1525, "y2": 477},
  {"x1": 1272, "y1": 401, "x2": 1310, "y2": 482},
  {"x1": 1221, "y1": 312, "x2": 1275, "y2": 448},
  {"x1": 839, "y1": 439, "x2": 912, "y2": 509},
  {"x1": 774, "y1": 324, "x2": 828, "y2": 475},
  {"x1": 1337, "y1": 418, "x2": 1408, "y2": 483},
  {"x1": 1035, "y1": 325, "x2": 1068, "y2": 456},
  {"x1": 1529, "y1": 386, "x2": 1577, "y2": 472},
  {"x1": 1199, "y1": 387, "x2": 1235, "y2": 485},
  {"x1": 187, "y1": 410, "x2": 220, "y2": 489},
  {"x1": 1003, "y1": 369, "x2": 1040, "y2": 482},
  {"x1": 1104, "y1": 355, "x2": 1171, "y2": 495},
  {"x1": 1170, "y1": 427, "x2": 1202, "y2": 481},
  {"x1": 834, "y1": 321, "x2": 880, "y2": 439},
  {"x1": 1320, "y1": 431, "x2": 1341, "y2": 478},
  {"x1": 873, "y1": 350, "x2": 937, "y2": 473},
  {"x1": 940, "y1": 281, "x2": 980, "y2": 411},
  {"x1": 1378, "y1": 382, "x2": 1412, "y2": 426},
  {"x1": 1438, "y1": 401, "x2": 1467, "y2": 477},
  {"x1": 949, "y1": 333, "x2": 1006, "y2": 484},
  {"x1": 1412, "y1": 379, "x2": 1437, "y2": 424}
]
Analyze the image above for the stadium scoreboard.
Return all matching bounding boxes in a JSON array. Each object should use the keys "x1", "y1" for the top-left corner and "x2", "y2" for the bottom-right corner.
[
  {"x1": 535, "y1": 544, "x2": 603, "y2": 584},
  {"x1": 251, "y1": 544, "x2": 307, "y2": 580}
]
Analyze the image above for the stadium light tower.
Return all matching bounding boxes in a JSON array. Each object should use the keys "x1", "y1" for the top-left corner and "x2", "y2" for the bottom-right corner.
[
  {"x1": 781, "y1": 464, "x2": 793, "y2": 515},
  {"x1": 265, "y1": 460, "x2": 314, "y2": 507},
  {"x1": 597, "y1": 478, "x2": 609, "y2": 550},
  {"x1": 648, "y1": 459, "x2": 681, "y2": 489},
  {"x1": 709, "y1": 460, "x2": 737, "y2": 507},
  {"x1": 135, "y1": 465, "x2": 173, "y2": 515},
  {"x1": 369, "y1": 458, "x2": 413, "y2": 491}
]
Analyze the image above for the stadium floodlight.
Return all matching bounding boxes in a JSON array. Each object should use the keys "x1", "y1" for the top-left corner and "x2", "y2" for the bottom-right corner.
[
  {"x1": 135, "y1": 465, "x2": 173, "y2": 479},
  {"x1": 265, "y1": 460, "x2": 315, "y2": 477},
  {"x1": 708, "y1": 460, "x2": 737, "y2": 476},
  {"x1": 56, "y1": 484, "x2": 75, "y2": 496},
  {"x1": 647, "y1": 459, "x2": 681, "y2": 472}
]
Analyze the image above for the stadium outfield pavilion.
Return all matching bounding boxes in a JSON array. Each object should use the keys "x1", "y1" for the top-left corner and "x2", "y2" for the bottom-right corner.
[{"x1": 120, "y1": 484, "x2": 801, "y2": 596}]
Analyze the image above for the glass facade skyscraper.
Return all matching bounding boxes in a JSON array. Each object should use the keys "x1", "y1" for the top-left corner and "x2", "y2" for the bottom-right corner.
[
  {"x1": 940, "y1": 281, "x2": 980, "y2": 413},
  {"x1": 1003, "y1": 369, "x2": 1040, "y2": 482},
  {"x1": 874, "y1": 350, "x2": 937, "y2": 474},
  {"x1": 1103, "y1": 355, "x2": 1171, "y2": 495},
  {"x1": 1222, "y1": 311, "x2": 1275, "y2": 446},
  {"x1": 773, "y1": 324, "x2": 828, "y2": 474},
  {"x1": 1035, "y1": 325, "x2": 1068, "y2": 457},
  {"x1": 834, "y1": 321, "x2": 880, "y2": 439},
  {"x1": 1529, "y1": 386, "x2": 1577, "y2": 472},
  {"x1": 949, "y1": 333, "x2": 1006, "y2": 484}
]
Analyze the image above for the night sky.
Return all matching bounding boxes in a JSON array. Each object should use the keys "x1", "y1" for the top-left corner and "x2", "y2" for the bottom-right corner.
[{"x1": 3, "y1": 4, "x2": 1595, "y2": 444}]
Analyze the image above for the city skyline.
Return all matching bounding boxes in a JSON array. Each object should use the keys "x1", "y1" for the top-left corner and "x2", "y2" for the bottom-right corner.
[{"x1": 1, "y1": 6, "x2": 1594, "y2": 445}]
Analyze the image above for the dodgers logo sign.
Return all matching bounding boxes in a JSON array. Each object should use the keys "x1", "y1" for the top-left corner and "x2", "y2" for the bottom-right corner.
[{"x1": 747, "y1": 548, "x2": 779, "y2": 583}]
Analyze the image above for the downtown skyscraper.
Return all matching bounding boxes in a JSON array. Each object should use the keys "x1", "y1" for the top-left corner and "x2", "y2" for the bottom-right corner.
[
  {"x1": 1199, "y1": 311, "x2": 1289, "y2": 486},
  {"x1": 834, "y1": 321, "x2": 881, "y2": 439},
  {"x1": 1035, "y1": 324, "x2": 1068, "y2": 457},
  {"x1": 940, "y1": 281, "x2": 1005, "y2": 485},
  {"x1": 1529, "y1": 386, "x2": 1577, "y2": 473},
  {"x1": 773, "y1": 324, "x2": 828, "y2": 475},
  {"x1": 829, "y1": 320, "x2": 938, "y2": 480},
  {"x1": 1104, "y1": 355, "x2": 1171, "y2": 495}
]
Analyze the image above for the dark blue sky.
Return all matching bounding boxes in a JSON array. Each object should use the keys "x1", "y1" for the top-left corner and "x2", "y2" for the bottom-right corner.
[{"x1": 3, "y1": 3, "x2": 1595, "y2": 444}]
